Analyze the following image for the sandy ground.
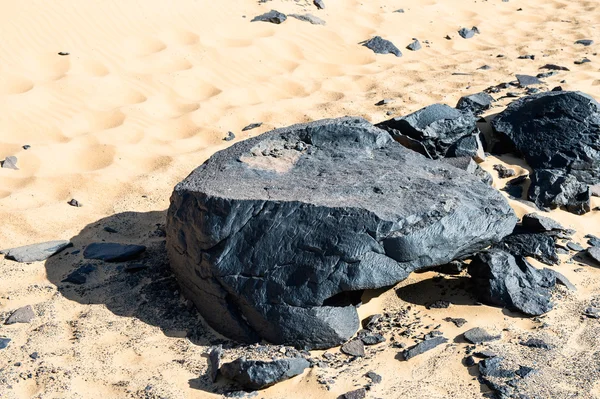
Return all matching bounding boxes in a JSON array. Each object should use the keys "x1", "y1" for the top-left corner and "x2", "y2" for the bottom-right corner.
[{"x1": 1, "y1": 0, "x2": 600, "y2": 398}]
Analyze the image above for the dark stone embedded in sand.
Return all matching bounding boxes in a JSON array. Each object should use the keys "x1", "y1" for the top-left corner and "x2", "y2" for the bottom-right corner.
[
  {"x1": 444, "y1": 317, "x2": 467, "y2": 327},
  {"x1": 83, "y1": 243, "x2": 146, "y2": 262},
  {"x1": 479, "y1": 357, "x2": 515, "y2": 378},
  {"x1": 314, "y1": 0, "x2": 325, "y2": 9},
  {"x1": 251, "y1": 10, "x2": 287, "y2": 24},
  {"x1": 521, "y1": 213, "x2": 564, "y2": 233},
  {"x1": 540, "y1": 64, "x2": 570, "y2": 71},
  {"x1": 362, "y1": 36, "x2": 402, "y2": 57},
  {"x1": 224, "y1": 132, "x2": 236, "y2": 141},
  {"x1": 341, "y1": 339, "x2": 365, "y2": 357},
  {"x1": 360, "y1": 333, "x2": 385, "y2": 345},
  {"x1": 1, "y1": 240, "x2": 71, "y2": 263},
  {"x1": 68, "y1": 198, "x2": 82, "y2": 207},
  {"x1": 289, "y1": 13, "x2": 325, "y2": 25},
  {"x1": 587, "y1": 234, "x2": 600, "y2": 247},
  {"x1": 242, "y1": 122, "x2": 263, "y2": 131},
  {"x1": 402, "y1": 336, "x2": 448, "y2": 360},
  {"x1": 574, "y1": 58, "x2": 591, "y2": 65},
  {"x1": 463, "y1": 327, "x2": 501, "y2": 344},
  {"x1": 209, "y1": 345, "x2": 223, "y2": 382},
  {"x1": 1, "y1": 156, "x2": 18, "y2": 170},
  {"x1": 5, "y1": 305, "x2": 35, "y2": 325},
  {"x1": 62, "y1": 264, "x2": 96, "y2": 285},
  {"x1": 166, "y1": 117, "x2": 517, "y2": 349},
  {"x1": 529, "y1": 169, "x2": 591, "y2": 214},
  {"x1": 588, "y1": 247, "x2": 600, "y2": 265},
  {"x1": 567, "y1": 241, "x2": 584, "y2": 252},
  {"x1": 575, "y1": 39, "x2": 594, "y2": 46},
  {"x1": 376, "y1": 104, "x2": 479, "y2": 159},
  {"x1": 493, "y1": 164, "x2": 515, "y2": 179},
  {"x1": 343, "y1": 389, "x2": 366, "y2": 399},
  {"x1": 220, "y1": 357, "x2": 309, "y2": 390},
  {"x1": 456, "y1": 92, "x2": 494, "y2": 115},
  {"x1": 518, "y1": 55, "x2": 535, "y2": 60},
  {"x1": 458, "y1": 27, "x2": 476, "y2": 39},
  {"x1": 516, "y1": 365, "x2": 536, "y2": 378},
  {"x1": 0, "y1": 338, "x2": 10, "y2": 349},
  {"x1": 516, "y1": 74, "x2": 542, "y2": 87},
  {"x1": 406, "y1": 39, "x2": 421, "y2": 51},
  {"x1": 491, "y1": 91, "x2": 600, "y2": 214},
  {"x1": 496, "y1": 232, "x2": 559, "y2": 265},
  {"x1": 468, "y1": 249, "x2": 556, "y2": 316},
  {"x1": 520, "y1": 338, "x2": 552, "y2": 349},
  {"x1": 365, "y1": 371, "x2": 382, "y2": 384}
]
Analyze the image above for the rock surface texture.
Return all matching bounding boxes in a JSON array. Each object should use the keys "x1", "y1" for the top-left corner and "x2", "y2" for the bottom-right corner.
[
  {"x1": 166, "y1": 117, "x2": 517, "y2": 349},
  {"x1": 491, "y1": 91, "x2": 600, "y2": 213}
]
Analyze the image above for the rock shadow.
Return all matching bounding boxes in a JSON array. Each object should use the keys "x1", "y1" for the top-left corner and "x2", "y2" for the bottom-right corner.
[
  {"x1": 395, "y1": 275, "x2": 478, "y2": 308},
  {"x1": 43, "y1": 210, "x2": 234, "y2": 347}
]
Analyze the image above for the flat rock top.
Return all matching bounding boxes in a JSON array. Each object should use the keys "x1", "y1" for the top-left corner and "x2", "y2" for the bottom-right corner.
[{"x1": 176, "y1": 117, "x2": 509, "y2": 222}]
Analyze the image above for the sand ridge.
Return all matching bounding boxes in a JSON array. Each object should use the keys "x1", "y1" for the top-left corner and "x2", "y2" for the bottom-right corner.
[{"x1": 1, "y1": 0, "x2": 600, "y2": 398}]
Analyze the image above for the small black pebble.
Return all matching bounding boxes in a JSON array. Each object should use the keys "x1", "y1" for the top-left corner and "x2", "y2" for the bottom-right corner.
[
  {"x1": 68, "y1": 199, "x2": 82, "y2": 207},
  {"x1": 58, "y1": 52, "x2": 69, "y2": 56}
]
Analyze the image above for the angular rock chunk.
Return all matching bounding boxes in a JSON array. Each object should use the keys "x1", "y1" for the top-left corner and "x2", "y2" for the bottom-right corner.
[
  {"x1": 220, "y1": 357, "x2": 309, "y2": 390},
  {"x1": 496, "y1": 232, "x2": 559, "y2": 265},
  {"x1": 446, "y1": 134, "x2": 485, "y2": 161},
  {"x1": 456, "y1": 92, "x2": 494, "y2": 115},
  {"x1": 242, "y1": 122, "x2": 263, "y2": 131},
  {"x1": 0, "y1": 338, "x2": 10, "y2": 349},
  {"x1": 83, "y1": 243, "x2": 146, "y2": 262},
  {"x1": 444, "y1": 317, "x2": 467, "y2": 327},
  {"x1": 492, "y1": 91, "x2": 600, "y2": 214},
  {"x1": 546, "y1": 269, "x2": 576, "y2": 291},
  {"x1": 166, "y1": 117, "x2": 517, "y2": 349},
  {"x1": 463, "y1": 327, "x2": 501, "y2": 344},
  {"x1": 362, "y1": 36, "x2": 402, "y2": 57},
  {"x1": 520, "y1": 338, "x2": 552, "y2": 349},
  {"x1": 516, "y1": 74, "x2": 542, "y2": 87},
  {"x1": 251, "y1": 10, "x2": 287, "y2": 24},
  {"x1": 289, "y1": 13, "x2": 325, "y2": 25},
  {"x1": 313, "y1": 0, "x2": 325, "y2": 9},
  {"x1": 1, "y1": 240, "x2": 71, "y2": 263},
  {"x1": 468, "y1": 249, "x2": 555, "y2": 316},
  {"x1": 540, "y1": 64, "x2": 570, "y2": 71},
  {"x1": 521, "y1": 213, "x2": 564, "y2": 233},
  {"x1": 493, "y1": 164, "x2": 515, "y2": 179},
  {"x1": 343, "y1": 389, "x2": 366, "y2": 399},
  {"x1": 575, "y1": 39, "x2": 594, "y2": 46},
  {"x1": 376, "y1": 104, "x2": 478, "y2": 159},
  {"x1": 406, "y1": 39, "x2": 421, "y2": 51},
  {"x1": 5, "y1": 305, "x2": 35, "y2": 325},
  {"x1": 341, "y1": 339, "x2": 365, "y2": 357},
  {"x1": 209, "y1": 345, "x2": 223, "y2": 382},
  {"x1": 1, "y1": 156, "x2": 18, "y2": 170},
  {"x1": 365, "y1": 371, "x2": 382, "y2": 384},
  {"x1": 402, "y1": 336, "x2": 448, "y2": 360},
  {"x1": 458, "y1": 27, "x2": 476, "y2": 39}
]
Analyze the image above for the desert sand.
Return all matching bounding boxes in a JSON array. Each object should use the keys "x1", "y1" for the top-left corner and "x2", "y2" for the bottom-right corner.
[{"x1": 1, "y1": 0, "x2": 600, "y2": 398}]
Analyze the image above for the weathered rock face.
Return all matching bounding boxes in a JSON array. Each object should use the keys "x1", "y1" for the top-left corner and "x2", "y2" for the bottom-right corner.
[
  {"x1": 491, "y1": 91, "x2": 600, "y2": 213},
  {"x1": 376, "y1": 104, "x2": 479, "y2": 159},
  {"x1": 166, "y1": 117, "x2": 517, "y2": 349},
  {"x1": 468, "y1": 249, "x2": 556, "y2": 316}
]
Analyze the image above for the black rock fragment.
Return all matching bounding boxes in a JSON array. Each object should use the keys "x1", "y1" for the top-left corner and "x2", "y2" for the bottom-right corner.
[
  {"x1": 224, "y1": 132, "x2": 236, "y2": 141},
  {"x1": 251, "y1": 10, "x2": 287, "y2": 24},
  {"x1": 516, "y1": 74, "x2": 542, "y2": 87},
  {"x1": 575, "y1": 58, "x2": 591, "y2": 65},
  {"x1": 588, "y1": 247, "x2": 600, "y2": 265},
  {"x1": 497, "y1": 232, "x2": 559, "y2": 265},
  {"x1": 432, "y1": 260, "x2": 466, "y2": 275},
  {"x1": 529, "y1": 169, "x2": 591, "y2": 214},
  {"x1": 493, "y1": 164, "x2": 516, "y2": 179},
  {"x1": 242, "y1": 122, "x2": 263, "y2": 131},
  {"x1": 402, "y1": 336, "x2": 448, "y2": 360},
  {"x1": 463, "y1": 327, "x2": 501, "y2": 344},
  {"x1": 365, "y1": 371, "x2": 382, "y2": 384},
  {"x1": 444, "y1": 317, "x2": 467, "y2": 327},
  {"x1": 360, "y1": 333, "x2": 385, "y2": 345},
  {"x1": 518, "y1": 55, "x2": 535, "y2": 60},
  {"x1": 5, "y1": 305, "x2": 35, "y2": 325},
  {"x1": 456, "y1": 92, "x2": 494, "y2": 115},
  {"x1": 1, "y1": 240, "x2": 71, "y2": 263},
  {"x1": 220, "y1": 357, "x2": 310, "y2": 390},
  {"x1": 313, "y1": 0, "x2": 325, "y2": 9},
  {"x1": 520, "y1": 338, "x2": 552, "y2": 349},
  {"x1": 0, "y1": 338, "x2": 11, "y2": 349},
  {"x1": 458, "y1": 27, "x2": 478, "y2": 39},
  {"x1": 406, "y1": 39, "x2": 421, "y2": 51},
  {"x1": 516, "y1": 365, "x2": 535, "y2": 378},
  {"x1": 362, "y1": 36, "x2": 402, "y2": 57},
  {"x1": 468, "y1": 249, "x2": 555, "y2": 315},
  {"x1": 540, "y1": 64, "x2": 570, "y2": 71},
  {"x1": 575, "y1": 39, "x2": 594, "y2": 46},
  {"x1": 546, "y1": 269, "x2": 576, "y2": 291},
  {"x1": 341, "y1": 339, "x2": 365, "y2": 357},
  {"x1": 567, "y1": 241, "x2": 584, "y2": 252},
  {"x1": 83, "y1": 243, "x2": 146, "y2": 262},
  {"x1": 343, "y1": 389, "x2": 366, "y2": 399},
  {"x1": 62, "y1": 264, "x2": 96, "y2": 284},
  {"x1": 521, "y1": 213, "x2": 564, "y2": 233},
  {"x1": 68, "y1": 199, "x2": 82, "y2": 207}
]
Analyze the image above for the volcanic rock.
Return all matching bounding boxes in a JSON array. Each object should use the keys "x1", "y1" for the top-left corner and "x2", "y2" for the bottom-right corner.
[
  {"x1": 588, "y1": 247, "x2": 600, "y2": 265},
  {"x1": 432, "y1": 260, "x2": 466, "y2": 275},
  {"x1": 439, "y1": 157, "x2": 492, "y2": 185},
  {"x1": 242, "y1": 122, "x2": 263, "y2": 131},
  {"x1": 445, "y1": 134, "x2": 485, "y2": 161},
  {"x1": 1, "y1": 240, "x2": 71, "y2": 263},
  {"x1": 251, "y1": 10, "x2": 287, "y2": 24},
  {"x1": 521, "y1": 213, "x2": 565, "y2": 232},
  {"x1": 314, "y1": 0, "x2": 325, "y2": 9},
  {"x1": 444, "y1": 317, "x2": 467, "y2": 327},
  {"x1": 458, "y1": 27, "x2": 476, "y2": 39},
  {"x1": 402, "y1": 336, "x2": 448, "y2": 360},
  {"x1": 456, "y1": 92, "x2": 494, "y2": 115},
  {"x1": 516, "y1": 74, "x2": 542, "y2": 87},
  {"x1": 362, "y1": 36, "x2": 402, "y2": 57},
  {"x1": 83, "y1": 243, "x2": 146, "y2": 262},
  {"x1": 166, "y1": 117, "x2": 517, "y2": 349},
  {"x1": 0, "y1": 338, "x2": 10, "y2": 349},
  {"x1": 224, "y1": 132, "x2": 236, "y2": 141},
  {"x1": 343, "y1": 389, "x2": 366, "y2": 399},
  {"x1": 520, "y1": 338, "x2": 552, "y2": 349},
  {"x1": 365, "y1": 371, "x2": 382, "y2": 384},
  {"x1": 529, "y1": 169, "x2": 591, "y2": 214},
  {"x1": 496, "y1": 232, "x2": 559, "y2": 265},
  {"x1": 540, "y1": 64, "x2": 570, "y2": 71},
  {"x1": 5, "y1": 305, "x2": 35, "y2": 325},
  {"x1": 406, "y1": 39, "x2": 421, "y2": 51},
  {"x1": 463, "y1": 327, "x2": 501, "y2": 344},
  {"x1": 341, "y1": 339, "x2": 365, "y2": 357},
  {"x1": 220, "y1": 357, "x2": 309, "y2": 390},
  {"x1": 493, "y1": 164, "x2": 516, "y2": 179},
  {"x1": 547, "y1": 269, "x2": 576, "y2": 291},
  {"x1": 468, "y1": 249, "x2": 555, "y2": 315},
  {"x1": 376, "y1": 104, "x2": 479, "y2": 159},
  {"x1": 575, "y1": 39, "x2": 594, "y2": 46}
]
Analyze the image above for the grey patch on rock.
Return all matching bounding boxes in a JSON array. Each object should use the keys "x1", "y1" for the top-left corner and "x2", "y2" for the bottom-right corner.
[
  {"x1": 83, "y1": 243, "x2": 146, "y2": 262},
  {"x1": 341, "y1": 339, "x2": 365, "y2": 357},
  {"x1": 209, "y1": 345, "x2": 223, "y2": 382},
  {"x1": 251, "y1": 10, "x2": 287, "y2": 24},
  {"x1": 376, "y1": 104, "x2": 479, "y2": 159},
  {"x1": 361, "y1": 36, "x2": 402, "y2": 57},
  {"x1": 529, "y1": 169, "x2": 591, "y2": 214},
  {"x1": 446, "y1": 134, "x2": 486, "y2": 161},
  {"x1": 1, "y1": 240, "x2": 71, "y2": 263},
  {"x1": 463, "y1": 327, "x2": 501, "y2": 344},
  {"x1": 1, "y1": 156, "x2": 18, "y2": 170},
  {"x1": 220, "y1": 357, "x2": 309, "y2": 390},
  {"x1": 402, "y1": 336, "x2": 448, "y2": 360},
  {"x1": 468, "y1": 249, "x2": 555, "y2": 315},
  {"x1": 289, "y1": 13, "x2": 326, "y2": 25},
  {"x1": 166, "y1": 117, "x2": 517, "y2": 349},
  {"x1": 5, "y1": 305, "x2": 35, "y2": 325}
]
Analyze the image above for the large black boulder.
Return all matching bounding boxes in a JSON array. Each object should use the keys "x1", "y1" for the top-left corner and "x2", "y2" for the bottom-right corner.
[
  {"x1": 376, "y1": 104, "x2": 479, "y2": 159},
  {"x1": 166, "y1": 117, "x2": 517, "y2": 349},
  {"x1": 468, "y1": 249, "x2": 555, "y2": 316},
  {"x1": 491, "y1": 91, "x2": 600, "y2": 213}
]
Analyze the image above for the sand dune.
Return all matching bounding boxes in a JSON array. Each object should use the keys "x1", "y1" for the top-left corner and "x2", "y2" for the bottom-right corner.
[{"x1": 2, "y1": 0, "x2": 600, "y2": 398}]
